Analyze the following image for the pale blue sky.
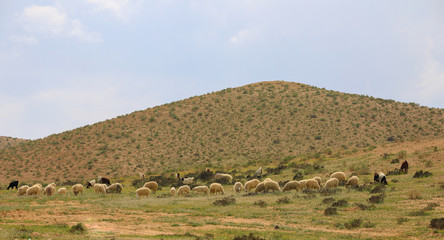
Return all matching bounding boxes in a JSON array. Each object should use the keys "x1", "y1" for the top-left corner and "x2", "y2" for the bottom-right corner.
[{"x1": 1, "y1": 0, "x2": 444, "y2": 140}]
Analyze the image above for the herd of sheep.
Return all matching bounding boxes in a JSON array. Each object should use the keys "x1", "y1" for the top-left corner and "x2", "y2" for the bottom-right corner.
[{"x1": 8, "y1": 169, "x2": 369, "y2": 199}]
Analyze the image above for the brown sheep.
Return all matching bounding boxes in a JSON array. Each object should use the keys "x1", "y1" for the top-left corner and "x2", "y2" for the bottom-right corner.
[
  {"x1": 264, "y1": 180, "x2": 281, "y2": 192},
  {"x1": 72, "y1": 184, "x2": 84, "y2": 196},
  {"x1": 330, "y1": 172, "x2": 346, "y2": 183},
  {"x1": 345, "y1": 176, "x2": 359, "y2": 188},
  {"x1": 306, "y1": 179, "x2": 320, "y2": 191},
  {"x1": 136, "y1": 187, "x2": 150, "y2": 198}
]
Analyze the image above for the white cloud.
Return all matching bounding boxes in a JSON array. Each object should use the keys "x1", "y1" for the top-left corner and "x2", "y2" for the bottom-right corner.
[
  {"x1": 229, "y1": 27, "x2": 263, "y2": 45},
  {"x1": 20, "y1": 5, "x2": 102, "y2": 43},
  {"x1": 9, "y1": 35, "x2": 39, "y2": 45},
  {"x1": 84, "y1": 0, "x2": 131, "y2": 20},
  {"x1": 22, "y1": 5, "x2": 67, "y2": 35},
  {"x1": 415, "y1": 37, "x2": 444, "y2": 107}
]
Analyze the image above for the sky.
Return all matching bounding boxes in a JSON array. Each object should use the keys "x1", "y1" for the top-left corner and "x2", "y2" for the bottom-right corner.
[{"x1": 1, "y1": 0, "x2": 444, "y2": 140}]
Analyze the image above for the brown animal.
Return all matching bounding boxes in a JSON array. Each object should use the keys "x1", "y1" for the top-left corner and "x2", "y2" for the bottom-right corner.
[{"x1": 400, "y1": 160, "x2": 409, "y2": 174}]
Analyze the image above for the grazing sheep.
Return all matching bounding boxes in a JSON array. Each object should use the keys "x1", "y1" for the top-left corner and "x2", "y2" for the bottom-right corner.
[
  {"x1": 400, "y1": 160, "x2": 409, "y2": 174},
  {"x1": 374, "y1": 172, "x2": 387, "y2": 185},
  {"x1": 323, "y1": 178, "x2": 339, "y2": 190},
  {"x1": 170, "y1": 187, "x2": 176, "y2": 197},
  {"x1": 143, "y1": 181, "x2": 158, "y2": 193},
  {"x1": 72, "y1": 184, "x2": 84, "y2": 196},
  {"x1": 139, "y1": 173, "x2": 145, "y2": 181},
  {"x1": 282, "y1": 181, "x2": 300, "y2": 192},
  {"x1": 97, "y1": 176, "x2": 111, "y2": 185},
  {"x1": 263, "y1": 178, "x2": 273, "y2": 182},
  {"x1": 299, "y1": 180, "x2": 307, "y2": 189},
  {"x1": 106, "y1": 183, "x2": 123, "y2": 194},
  {"x1": 57, "y1": 187, "x2": 67, "y2": 195},
  {"x1": 305, "y1": 179, "x2": 320, "y2": 191},
  {"x1": 136, "y1": 187, "x2": 150, "y2": 198},
  {"x1": 7, "y1": 180, "x2": 19, "y2": 190},
  {"x1": 345, "y1": 176, "x2": 359, "y2": 188},
  {"x1": 17, "y1": 185, "x2": 29, "y2": 196},
  {"x1": 192, "y1": 186, "x2": 210, "y2": 194},
  {"x1": 264, "y1": 180, "x2": 281, "y2": 192},
  {"x1": 255, "y1": 167, "x2": 263, "y2": 177},
  {"x1": 233, "y1": 182, "x2": 244, "y2": 193},
  {"x1": 94, "y1": 184, "x2": 107, "y2": 194},
  {"x1": 313, "y1": 177, "x2": 322, "y2": 186},
  {"x1": 86, "y1": 179, "x2": 96, "y2": 189},
  {"x1": 213, "y1": 173, "x2": 233, "y2": 182},
  {"x1": 182, "y1": 177, "x2": 194, "y2": 185},
  {"x1": 26, "y1": 185, "x2": 41, "y2": 196},
  {"x1": 330, "y1": 172, "x2": 346, "y2": 183},
  {"x1": 209, "y1": 183, "x2": 225, "y2": 195},
  {"x1": 44, "y1": 185, "x2": 56, "y2": 196},
  {"x1": 254, "y1": 182, "x2": 266, "y2": 193},
  {"x1": 244, "y1": 179, "x2": 260, "y2": 192},
  {"x1": 178, "y1": 185, "x2": 191, "y2": 196}
]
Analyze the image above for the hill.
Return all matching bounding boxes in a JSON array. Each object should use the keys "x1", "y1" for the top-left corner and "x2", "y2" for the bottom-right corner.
[
  {"x1": 1, "y1": 81, "x2": 443, "y2": 184},
  {"x1": 0, "y1": 137, "x2": 29, "y2": 150}
]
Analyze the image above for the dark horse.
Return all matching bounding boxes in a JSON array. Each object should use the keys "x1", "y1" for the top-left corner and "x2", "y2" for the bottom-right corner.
[
  {"x1": 400, "y1": 160, "x2": 409, "y2": 174},
  {"x1": 7, "y1": 181, "x2": 19, "y2": 190}
]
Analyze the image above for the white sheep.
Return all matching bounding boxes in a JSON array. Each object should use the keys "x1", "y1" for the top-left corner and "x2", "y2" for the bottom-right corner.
[
  {"x1": 233, "y1": 182, "x2": 244, "y2": 193},
  {"x1": 44, "y1": 185, "x2": 56, "y2": 196},
  {"x1": 345, "y1": 176, "x2": 359, "y2": 188},
  {"x1": 305, "y1": 179, "x2": 320, "y2": 191},
  {"x1": 323, "y1": 178, "x2": 339, "y2": 190},
  {"x1": 72, "y1": 184, "x2": 84, "y2": 196},
  {"x1": 106, "y1": 183, "x2": 123, "y2": 194},
  {"x1": 170, "y1": 187, "x2": 176, "y2": 197},
  {"x1": 178, "y1": 185, "x2": 191, "y2": 196},
  {"x1": 26, "y1": 185, "x2": 41, "y2": 196},
  {"x1": 209, "y1": 183, "x2": 225, "y2": 195},
  {"x1": 264, "y1": 180, "x2": 281, "y2": 192},
  {"x1": 213, "y1": 173, "x2": 233, "y2": 182},
  {"x1": 313, "y1": 177, "x2": 322, "y2": 186},
  {"x1": 57, "y1": 187, "x2": 67, "y2": 195},
  {"x1": 299, "y1": 180, "x2": 307, "y2": 189},
  {"x1": 254, "y1": 182, "x2": 266, "y2": 193},
  {"x1": 182, "y1": 177, "x2": 194, "y2": 185},
  {"x1": 330, "y1": 172, "x2": 346, "y2": 183},
  {"x1": 136, "y1": 187, "x2": 150, "y2": 198},
  {"x1": 143, "y1": 181, "x2": 158, "y2": 193},
  {"x1": 192, "y1": 186, "x2": 210, "y2": 194},
  {"x1": 94, "y1": 183, "x2": 107, "y2": 194},
  {"x1": 244, "y1": 179, "x2": 260, "y2": 192},
  {"x1": 17, "y1": 185, "x2": 29, "y2": 196},
  {"x1": 282, "y1": 181, "x2": 300, "y2": 192}
]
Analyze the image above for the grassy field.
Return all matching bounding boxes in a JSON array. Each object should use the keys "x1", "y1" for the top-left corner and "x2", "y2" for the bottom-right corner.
[{"x1": 1, "y1": 139, "x2": 444, "y2": 239}]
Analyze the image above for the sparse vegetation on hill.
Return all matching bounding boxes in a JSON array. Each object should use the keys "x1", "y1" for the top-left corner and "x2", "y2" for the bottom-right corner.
[
  {"x1": 0, "y1": 137, "x2": 28, "y2": 150},
  {"x1": 0, "y1": 81, "x2": 444, "y2": 184}
]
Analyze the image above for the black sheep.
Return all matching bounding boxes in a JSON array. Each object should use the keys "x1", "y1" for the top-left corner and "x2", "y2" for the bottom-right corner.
[{"x1": 7, "y1": 180, "x2": 19, "y2": 190}]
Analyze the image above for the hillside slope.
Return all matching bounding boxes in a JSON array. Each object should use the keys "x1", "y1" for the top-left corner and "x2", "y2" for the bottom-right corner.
[
  {"x1": 1, "y1": 81, "x2": 443, "y2": 184},
  {"x1": 0, "y1": 137, "x2": 28, "y2": 150}
]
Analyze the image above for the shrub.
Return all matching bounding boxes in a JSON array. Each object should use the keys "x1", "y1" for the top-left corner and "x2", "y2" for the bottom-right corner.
[
  {"x1": 430, "y1": 218, "x2": 444, "y2": 230},
  {"x1": 213, "y1": 196, "x2": 236, "y2": 206},
  {"x1": 276, "y1": 196, "x2": 291, "y2": 204},
  {"x1": 413, "y1": 170, "x2": 433, "y2": 178},
  {"x1": 254, "y1": 200, "x2": 267, "y2": 208},
  {"x1": 331, "y1": 199, "x2": 348, "y2": 207},
  {"x1": 368, "y1": 194, "x2": 384, "y2": 204},
  {"x1": 322, "y1": 197, "x2": 335, "y2": 204},
  {"x1": 69, "y1": 223, "x2": 86, "y2": 234},
  {"x1": 397, "y1": 217, "x2": 409, "y2": 225},
  {"x1": 344, "y1": 219, "x2": 362, "y2": 229},
  {"x1": 324, "y1": 207, "x2": 337, "y2": 216},
  {"x1": 233, "y1": 233, "x2": 265, "y2": 240}
]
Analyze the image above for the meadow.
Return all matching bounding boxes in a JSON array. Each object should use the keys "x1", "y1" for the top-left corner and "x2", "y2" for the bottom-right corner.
[{"x1": 1, "y1": 139, "x2": 443, "y2": 239}]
